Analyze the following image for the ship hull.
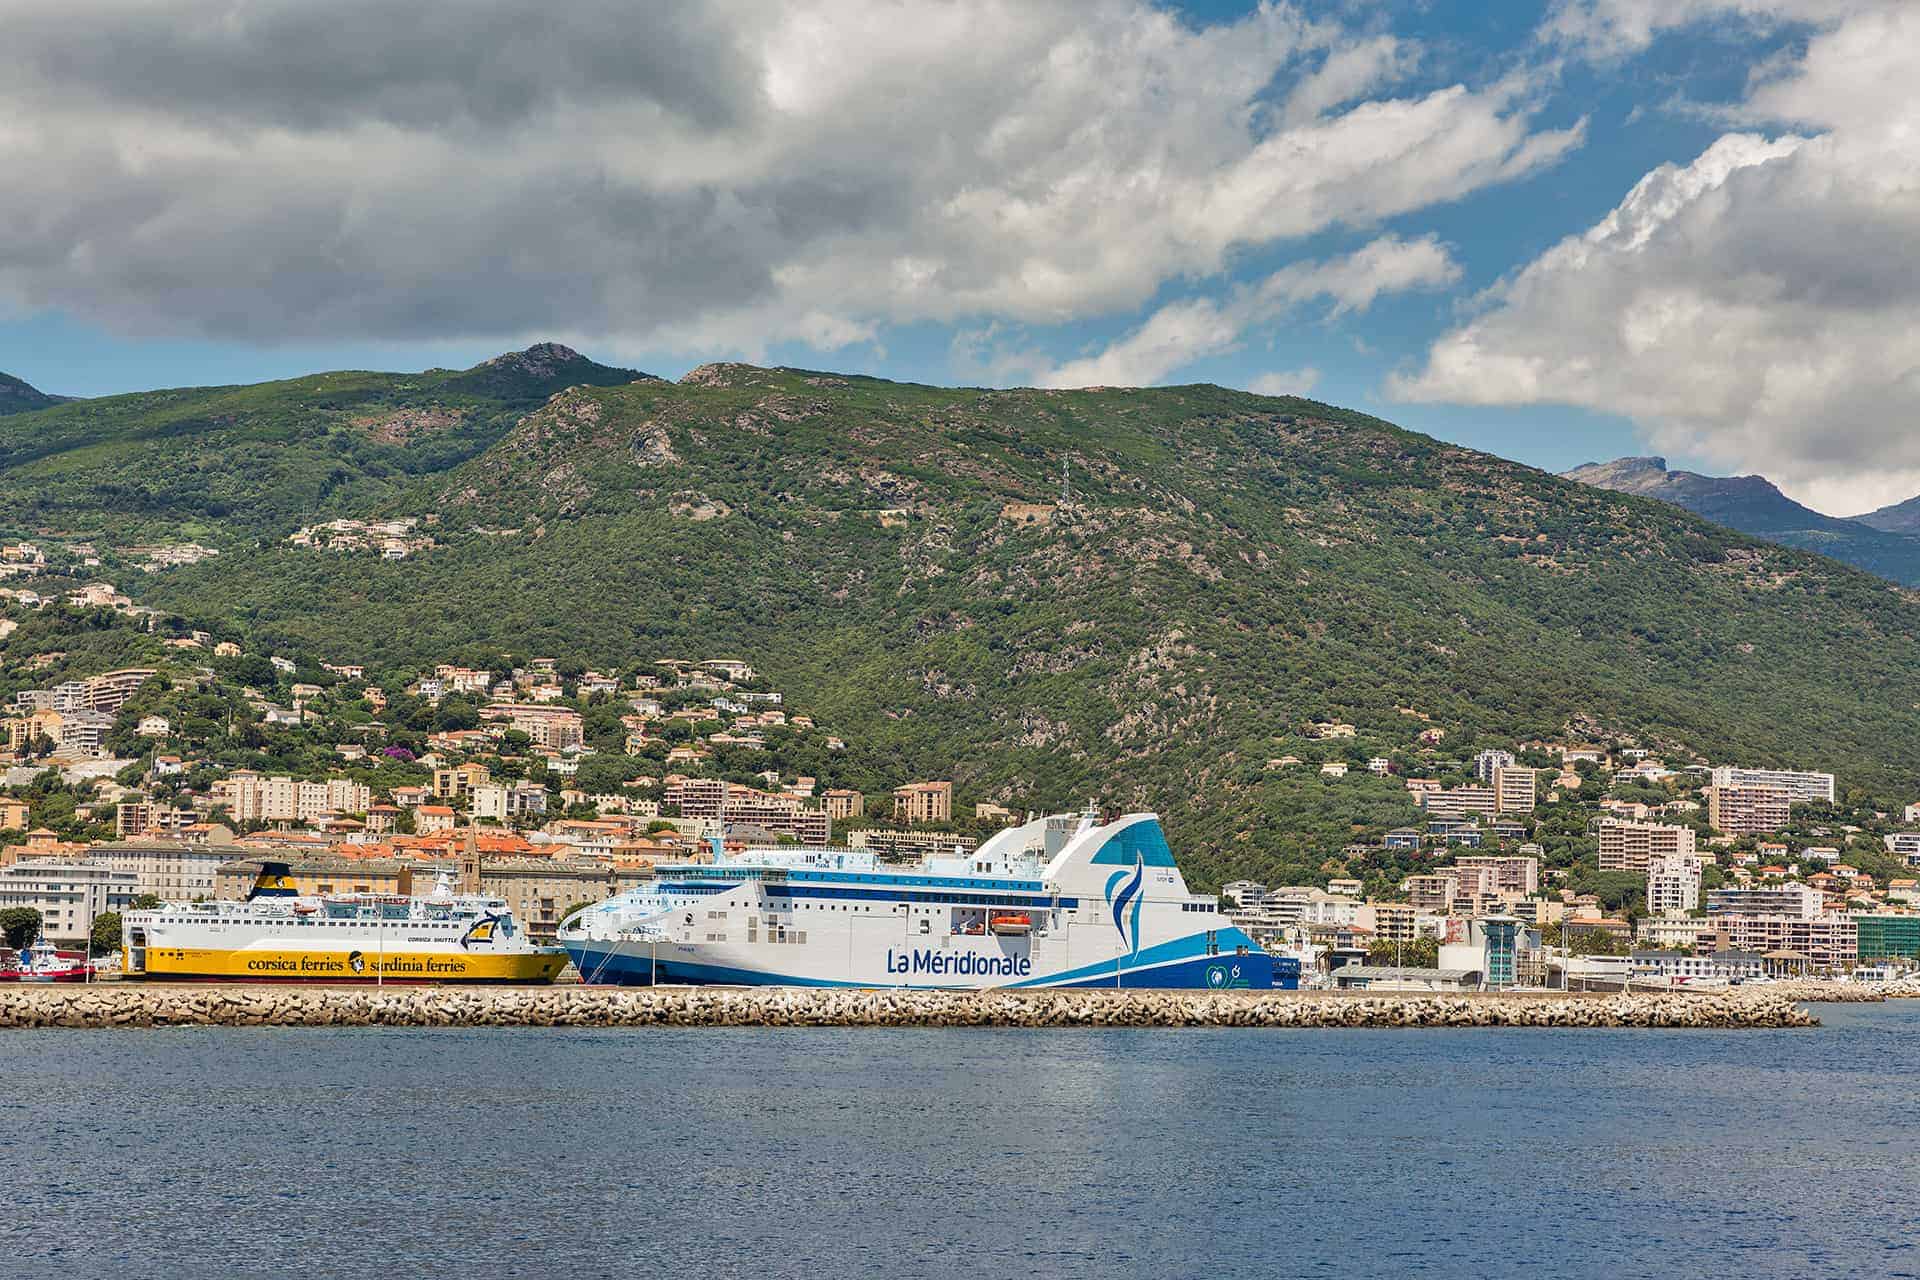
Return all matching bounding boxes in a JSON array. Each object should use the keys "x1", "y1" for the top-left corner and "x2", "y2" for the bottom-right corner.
[
  {"x1": 564, "y1": 935, "x2": 1274, "y2": 991},
  {"x1": 129, "y1": 946, "x2": 566, "y2": 984}
]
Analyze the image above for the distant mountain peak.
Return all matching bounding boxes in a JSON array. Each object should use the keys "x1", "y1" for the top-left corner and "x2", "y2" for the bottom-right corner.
[
  {"x1": 0, "y1": 370, "x2": 70, "y2": 416},
  {"x1": 478, "y1": 342, "x2": 589, "y2": 375},
  {"x1": 442, "y1": 344, "x2": 654, "y2": 398},
  {"x1": 1565, "y1": 454, "x2": 1920, "y2": 586}
]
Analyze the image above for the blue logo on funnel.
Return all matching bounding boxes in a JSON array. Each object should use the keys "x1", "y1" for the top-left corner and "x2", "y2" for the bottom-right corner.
[{"x1": 1104, "y1": 854, "x2": 1145, "y2": 958}]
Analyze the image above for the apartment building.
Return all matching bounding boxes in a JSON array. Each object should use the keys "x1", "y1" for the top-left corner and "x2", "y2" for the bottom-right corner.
[
  {"x1": 23, "y1": 668, "x2": 159, "y2": 716},
  {"x1": 432, "y1": 763, "x2": 492, "y2": 800},
  {"x1": 1597, "y1": 819, "x2": 1698, "y2": 873},
  {"x1": 1492, "y1": 766, "x2": 1537, "y2": 815},
  {"x1": 1705, "y1": 884, "x2": 1824, "y2": 919},
  {"x1": 822, "y1": 789, "x2": 865, "y2": 822},
  {"x1": 114, "y1": 801, "x2": 198, "y2": 839},
  {"x1": 663, "y1": 777, "x2": 829, "y2": 844},
  {"x1": 480, "y1": 859, "x2": 653, "y2": 943},
  {"x1": 32, "y1": 709, "x2": 115, "y2": 756},
  {"x1": 1711, "y1": 913, "x2": 1856, "y2": 970},
  {"x1": 1645, "y1": 853, "x2": 1703, "y2": 916},
  {"x1": 1369, "y1": 902, "x2": 1418, "y2": 943},
  {"x1": 1706, "y1": 785, "x2": 1794, "y2": 835},
  {"x1": 210, "y1": 772, "x2": 372, "y2": 824},
  {"x1": 1638, "y1": 914, "x2": 1721, "y2": 950},
  {"x1": 846, "y1": 829, "x2": 977, "y2": 863},
  {"x1": 1453, "y1": 854, "x2": 1540, "y2": 897},
  {"x1": 1709, "y1": 766, "x2": 1835, "y2": 805},
  {"x1": 481, "y1": 703, "x2": 585, "y2": 751},
  {"x1": 1421, "y1": 787, "x2": 1497, "y2": 819},
  {"x1": 1473, "y1": 749, "x2": 1515, "y2": 782},
  {"x1": 0, "y1": 859, "x2": 137, "y2": 946},
  {"x1": 470, "y1": 781, "x2": 550, "y2": 824},
  {"x1": 1405, "y1": 874, "x2": 1457, "y2": 914},
  {"x1": 90, "y1": 838, "x2": 232, "y2": 901},
  {"x1": 892, "y1": 781, "x2": 953, "y2": 824}
]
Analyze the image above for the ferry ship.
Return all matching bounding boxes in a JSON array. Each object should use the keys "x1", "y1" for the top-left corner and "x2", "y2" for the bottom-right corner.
[
  {"x1": 559, "y1": 810, "x2": 1276, "y2": 989},
  {"x1": 122, "y1": 863, "x2": 568, "y2": 983}
]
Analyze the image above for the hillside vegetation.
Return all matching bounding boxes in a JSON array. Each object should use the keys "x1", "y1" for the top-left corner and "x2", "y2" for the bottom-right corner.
[
  {"x1": 27, "y1": 359, "x2": 1909, "y2": 889},
  {"x1": 0, "y1": 345, "x2": 649, "y2": 541}
]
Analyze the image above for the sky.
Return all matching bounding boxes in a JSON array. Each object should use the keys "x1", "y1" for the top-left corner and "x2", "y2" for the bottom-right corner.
[{"x1": 2, "y1": 0, "x2": 1916, "y2": 515}]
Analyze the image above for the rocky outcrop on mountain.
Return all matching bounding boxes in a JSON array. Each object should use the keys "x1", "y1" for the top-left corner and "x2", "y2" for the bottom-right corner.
[{"x1": 0, "y1": 371, "x2": 68, "y2": 415}]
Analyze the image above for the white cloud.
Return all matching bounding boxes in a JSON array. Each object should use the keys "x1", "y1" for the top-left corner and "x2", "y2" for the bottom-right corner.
[
  {"x1": 1400, "y1": 1, "x2": 1920, "y2": 514},
  {"x1": 1245, "y1": 367, "x2": 1321, "y2": 396},
  {"x1": 1038, "y1": 234, "x2": 1458, "y2": 388},
  {"x1": 1540, "y1": 0, "x2": 1856, "y2": 58},
  {"x1": 0, "y1": 0, "x2": 1575, "y2": 358}
]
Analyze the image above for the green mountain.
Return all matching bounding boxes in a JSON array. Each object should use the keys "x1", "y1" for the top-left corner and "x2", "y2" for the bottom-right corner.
[
  {"x1": 22, "y1": 358, "x2": 1906, "y2": 889},
  {"x1": 0, "y1": 371, "x2": 69, "y2": 415},
  {"x1": 0, "y1": 344, "x2": 651, "y2": 541},
  {"x1": 1564, "y1": 456, "x2": 1920, "y2": 587}
]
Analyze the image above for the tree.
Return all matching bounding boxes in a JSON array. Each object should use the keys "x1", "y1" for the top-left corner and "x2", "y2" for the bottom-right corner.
[
  {"x1": 558, "y1": 901, "x2": 595, "y2": 927},
  {"x1": 1367, "y1": 935, "x2": 1439, "y2": 969},
  {"x1": 0, "y1": 907, "x2": 43, "y2": 950},
  {"x1": 131, "y1": 894, "x2": 164, "y2": 910},
  {"x1": 90, "y1": 911, "x2": 124, "y2": 956}
]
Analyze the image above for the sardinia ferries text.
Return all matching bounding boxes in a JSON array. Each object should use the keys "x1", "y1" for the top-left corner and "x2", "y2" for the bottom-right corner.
[{"x1": 884, "y1": 949, "x2": 1032, "y2": 978}]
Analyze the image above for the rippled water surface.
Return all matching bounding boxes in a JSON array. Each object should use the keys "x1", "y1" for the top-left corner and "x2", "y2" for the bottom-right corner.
[{"x1": 2, "y1": 1001, "x2": 1916, "y2": 1279}]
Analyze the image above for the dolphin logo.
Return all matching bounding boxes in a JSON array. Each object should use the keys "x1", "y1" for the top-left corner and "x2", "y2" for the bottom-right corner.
[
  {"x1": 1105, "y1": 854, "x2": 1145, "y2": 958},
  {"x1": 460, "y1": 915, "x2": 500, "y2": 950}
]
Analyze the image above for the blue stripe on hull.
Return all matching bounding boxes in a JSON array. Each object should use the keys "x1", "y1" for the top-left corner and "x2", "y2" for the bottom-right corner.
[
  {"x1": 565, "y1": 942, "x2": 1277, "y2": 991},
  {"x1": 1044, "y1": 952, "x2": 1275, "y2": 990}
]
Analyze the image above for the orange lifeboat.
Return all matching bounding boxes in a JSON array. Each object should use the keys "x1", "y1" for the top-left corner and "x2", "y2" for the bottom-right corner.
[{"x1": 989, "y1": 913, "x2": 1032, "y2": 936}]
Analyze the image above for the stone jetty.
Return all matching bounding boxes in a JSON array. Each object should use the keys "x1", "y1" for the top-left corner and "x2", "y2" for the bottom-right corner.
[{"x1": 0, "y1": 985, "x2": 1817, "y2": 1030}]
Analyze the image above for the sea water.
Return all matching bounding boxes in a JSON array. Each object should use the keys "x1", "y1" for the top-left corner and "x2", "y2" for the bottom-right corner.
[{"x1": 2, "y1": 1001, "x2": 1915, "y2": 1279}]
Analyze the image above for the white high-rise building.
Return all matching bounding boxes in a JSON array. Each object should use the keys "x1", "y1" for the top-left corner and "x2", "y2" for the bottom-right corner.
[
  {"x1": 0, "y1": 859, "x2": 137, "y2": 945},
  {"x1": 1646, "y1": 853, "x2": 1703, "y2": 916},
  {"x1": 1709, "y1": 766, "x2": 1835, "y2": 806},
  {"x1": 1474, "y1": 749, "x2": 1516, "y2": 783}
]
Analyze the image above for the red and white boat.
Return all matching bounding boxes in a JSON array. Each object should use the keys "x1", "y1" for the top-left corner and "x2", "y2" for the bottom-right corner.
[{"x1": 0, "y1": 936, "x2": 95, "y2": 983}]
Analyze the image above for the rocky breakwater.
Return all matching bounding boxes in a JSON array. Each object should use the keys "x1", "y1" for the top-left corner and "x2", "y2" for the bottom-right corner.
[
  {"x1": 0, "y1": 986, "x2": 1816, "y2": 1030},
  {"x1": 1763, "y1": 978, "x2": 1920, "y2": 1002}
]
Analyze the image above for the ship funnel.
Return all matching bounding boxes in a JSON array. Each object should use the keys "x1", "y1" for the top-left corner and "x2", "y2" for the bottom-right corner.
[{"x1": 246, "y1": 860, "x2": 300, "y2": 901}]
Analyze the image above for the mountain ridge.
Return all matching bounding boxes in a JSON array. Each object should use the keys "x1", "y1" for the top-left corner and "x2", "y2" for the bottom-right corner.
[
  {"x1": 1856, "y1": 493, "x2": 1920, "y2": 535},
  {"x1": 1563, "y1": 455, "x2": 1920, "y2": 586},
  {"x1": 0, "y1": 345, "x2": 651, "y2": 540}
]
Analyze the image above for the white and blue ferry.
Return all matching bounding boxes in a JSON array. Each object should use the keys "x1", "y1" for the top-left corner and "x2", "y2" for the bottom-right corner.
[{"x1": 559, "y1": 809, "x2": 1276, "y2": 990}]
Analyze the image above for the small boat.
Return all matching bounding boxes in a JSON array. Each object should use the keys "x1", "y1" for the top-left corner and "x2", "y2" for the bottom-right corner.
[
  {"x1": 989, "y1": 913, "x2": 1032, "y2": 936},
  {"x1": 0, "y1": 936, "x2": 95, "y2": 983}
]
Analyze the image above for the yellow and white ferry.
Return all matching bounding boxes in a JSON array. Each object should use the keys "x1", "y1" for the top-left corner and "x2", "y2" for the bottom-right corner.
[{"x1": 122, "y1": 862, "x2": 568, "y2": 984}]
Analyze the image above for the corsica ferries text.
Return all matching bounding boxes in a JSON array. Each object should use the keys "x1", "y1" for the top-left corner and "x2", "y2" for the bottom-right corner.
[
  {"x1": 243, "y1": 954, "x2": 473, "y2": 976},
  {"x1": 884, "y1": 948, "x2": 1032, "y2": 978}
]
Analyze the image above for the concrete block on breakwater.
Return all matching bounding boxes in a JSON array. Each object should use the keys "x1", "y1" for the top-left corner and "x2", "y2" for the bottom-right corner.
[{"x1": 0, "y1": 985, "x2": 1818, "y2": 1030}]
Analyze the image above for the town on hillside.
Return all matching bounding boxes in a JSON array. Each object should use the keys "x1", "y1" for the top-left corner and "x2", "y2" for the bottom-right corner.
[
  {"x1": 0, "y1": 620, "x2": 1008, "y2": 954},
  {"x1": 2, "y1": 593, "x2": 1919, "y2": 987}
]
